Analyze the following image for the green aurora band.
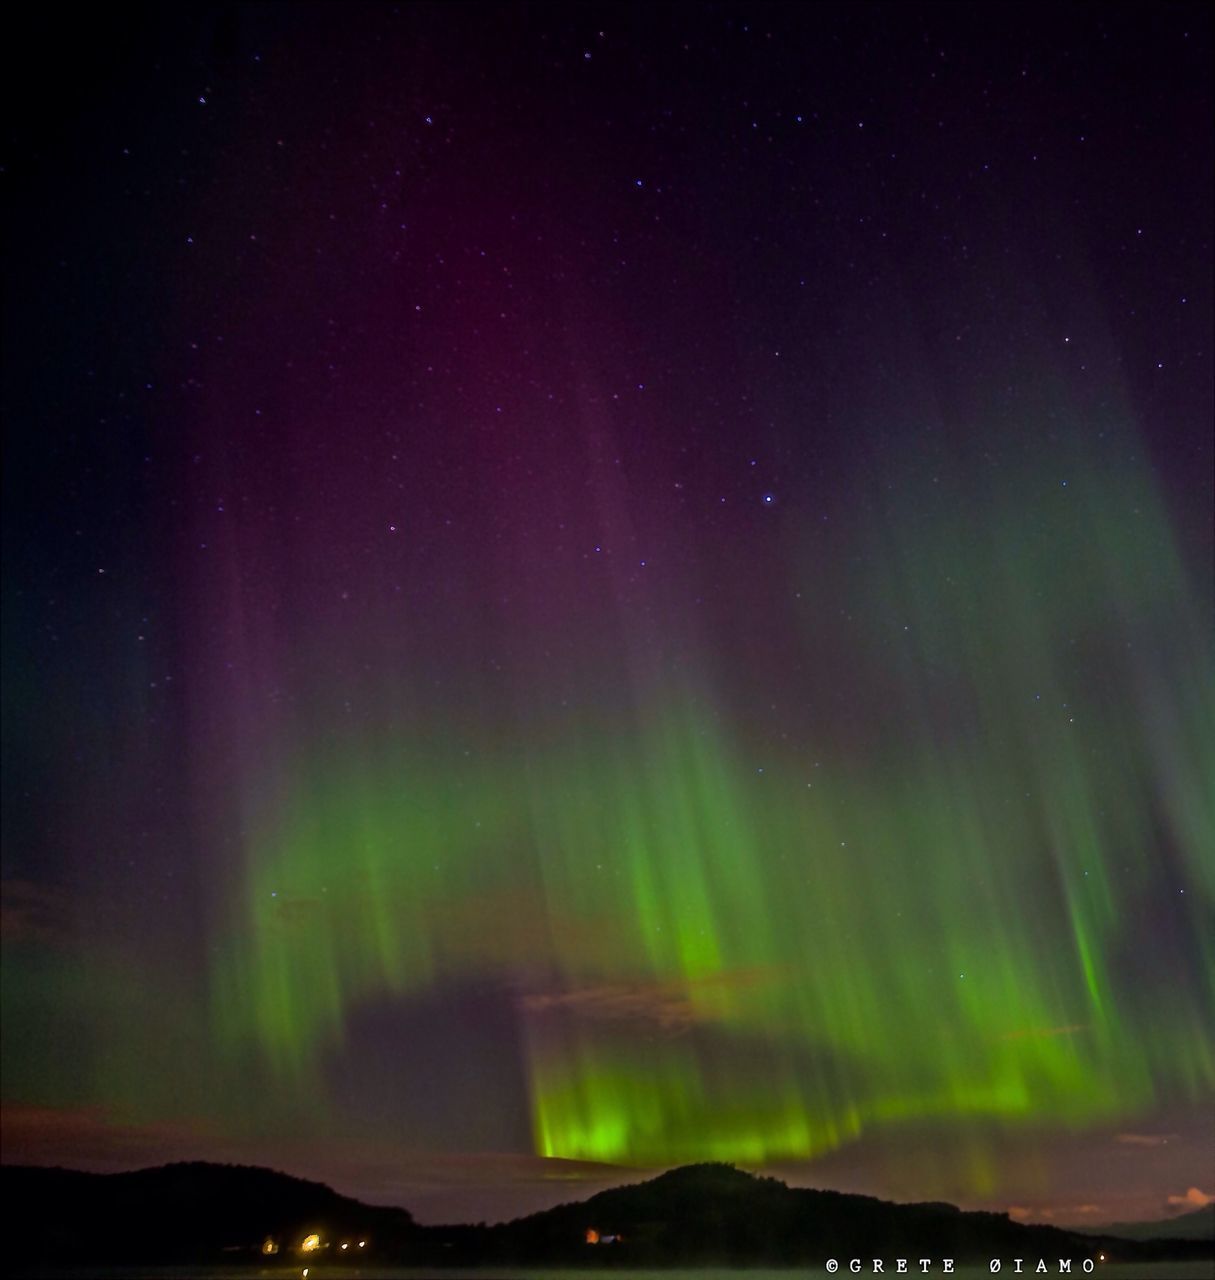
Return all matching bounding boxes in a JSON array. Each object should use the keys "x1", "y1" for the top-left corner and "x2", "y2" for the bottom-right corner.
[{"x1": 210, "y1": 446, "x2": 1214, "y2": 1187}]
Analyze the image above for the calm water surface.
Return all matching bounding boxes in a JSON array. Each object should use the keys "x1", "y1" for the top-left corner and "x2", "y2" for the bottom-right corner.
[{"x1": 22, "y1": 1265, "x2": 1215, "y2": 1280}]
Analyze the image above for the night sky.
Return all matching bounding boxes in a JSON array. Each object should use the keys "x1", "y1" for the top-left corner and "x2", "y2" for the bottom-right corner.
[{"x1": 3, "y1": 1, "x2": 1213, "y2": 1230}]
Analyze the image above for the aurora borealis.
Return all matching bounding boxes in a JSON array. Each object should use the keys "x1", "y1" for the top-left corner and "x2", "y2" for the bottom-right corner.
[{"x1": 3, "y1": 1, "x2": 1213, "y2": 1230}]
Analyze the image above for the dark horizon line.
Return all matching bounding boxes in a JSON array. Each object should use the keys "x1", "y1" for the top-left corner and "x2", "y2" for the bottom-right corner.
[{"x1": 3, "y1": 1155, "x2": 1210, "y2": 1236}]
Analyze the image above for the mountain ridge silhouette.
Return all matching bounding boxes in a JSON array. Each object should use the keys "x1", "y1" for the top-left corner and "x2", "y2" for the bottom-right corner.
[{"x1": 4, "y1": 1158, "x2": 1211, "y2": 1269}]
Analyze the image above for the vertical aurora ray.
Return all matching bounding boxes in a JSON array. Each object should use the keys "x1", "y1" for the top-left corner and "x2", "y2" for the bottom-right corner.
[{"x1": 207, "y1": 433, "x2": 1214, "y2": 1181}]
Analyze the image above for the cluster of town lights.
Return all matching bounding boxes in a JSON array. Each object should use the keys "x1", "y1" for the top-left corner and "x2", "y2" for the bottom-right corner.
[
  {"x1": 300, "y1": 1233, "x2": 365, "y2": 1251},
  {"x1": 272, "y1": 1229, "x2": 366, "y2": 1272}
]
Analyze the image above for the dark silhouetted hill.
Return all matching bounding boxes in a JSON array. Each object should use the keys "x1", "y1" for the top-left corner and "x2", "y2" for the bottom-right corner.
[
  {"x1": 1073, "y1": 1203, "x2": 1215, "y2": 1241},
  {"x1": 2, "y1": 1160, "x2": 414, "y2": 1266},
  {"x1": 421, "y1": 1162, "x2": 1215, "y2": 1268},
  {"x1": 4, "y1": 1158, "x2": 1212, "y2": 1270}
]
